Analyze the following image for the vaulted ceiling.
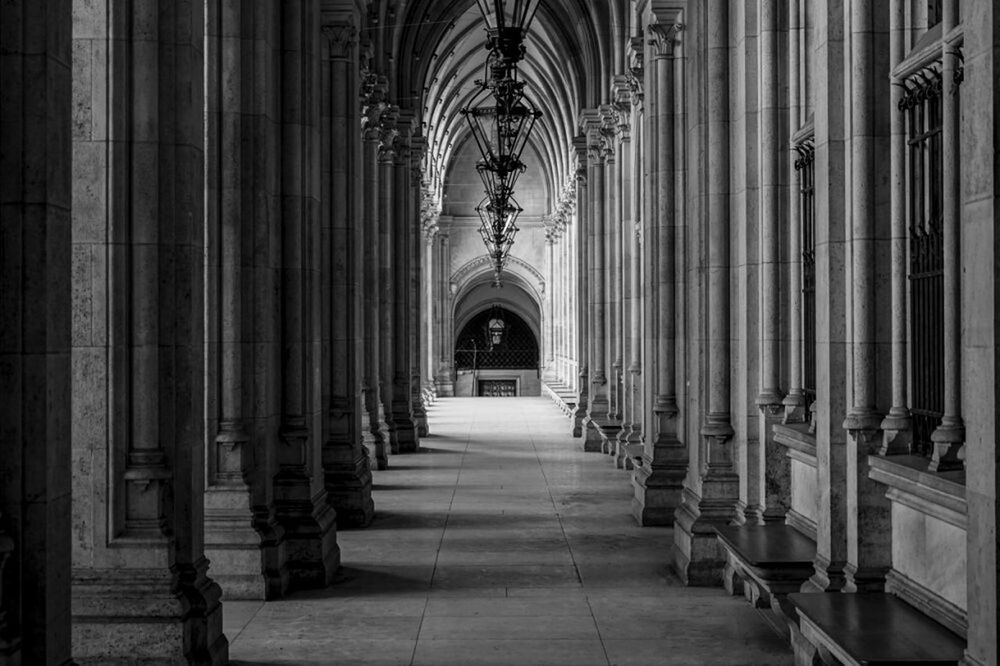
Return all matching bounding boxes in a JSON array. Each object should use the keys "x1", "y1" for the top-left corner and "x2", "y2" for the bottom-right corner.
[{"x1": 364, "y1": 0, "x2": 632, "y2": 211}]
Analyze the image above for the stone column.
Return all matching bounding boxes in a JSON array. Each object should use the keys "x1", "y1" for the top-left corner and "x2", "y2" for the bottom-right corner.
[
  {"x1": 928, "y1": 1, "x2": 965, "y2": 471},
  {"x1": 204, "y1": 0, "x2": 282, "y2": 600},
  {"x1": 614, "y1": 77, "x2": 635, "y2": 467},
  {"x1": 572, "y1": 136, "x2": 590, "y2": 437},
  {"x1": 602, "y1": 104, "x2": 624, "y2": 451},
  {"x1": 377, "y1": 109, "x2": 399, "y2": 452},
  {"x1": 390, "y1": 114, "x2": 419, "y2": 453},
  {"x1": 583, "y1": 112, "x2": 612, "y2": 452},
  {"x1": 434, "y1": 231, "x2": 455, "y2": 396},
  {"x1": 274, "y1": 0, "x2": 339, "y2": 591},
  {"x1": 805, "y1": 0, "x2": 850, "y2": 594},
  {"x1": 783, "y1": 0, "x2": 808, "y2": 425},
  {"x1": 543, "y1": 230, "x2": 558, "y2": 380},
  {"x1": 755, "y1": 0, "x2": 789, "y2": 524},
  {"x1": 625, "y1": 39, "x2": 646, "y2": 457},
  {"x1": 410, "y1": 149, "x2": 430, "y2": 438},
  {"x1": 360, "y1": 77, "x2": 391, "y2": 466},
  {"x1": 842, "y1": 0, "x2": 892, "y2": 594},
  {"x1": 0, "y1": 0, "x2": 72, "y2": 661},
  {"x1": 879, "y1": 0, "x2": 912, "y2": 454},
  {"x1": 320, "y1": 19, "x2": 374, "y2": 528},
  {"x1": 673, "y1": 1, "x2": 739, "y2": 584},
  {"x1": 70, "y1": 0, "x2": 228, "y2": 660},
  {"x1": 634, "y1": 20, "x2": 687, "y2": 527},
  {"x1": 961, "y1": 6, "x2": 1000, "y2": 664}
]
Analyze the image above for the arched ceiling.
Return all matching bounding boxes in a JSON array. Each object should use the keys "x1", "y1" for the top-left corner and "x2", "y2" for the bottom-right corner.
[{"x1": 371, "y1": 0, "x2": 629, "y2": 211}]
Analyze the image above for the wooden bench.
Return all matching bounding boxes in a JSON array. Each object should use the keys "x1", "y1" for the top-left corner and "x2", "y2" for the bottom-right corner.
[
  {"x1": 715, "y1": 524, "x2": 816, "y2": 617},
  {"x1": 787, "y1": 592, "x2": 966, "y2": 665}
]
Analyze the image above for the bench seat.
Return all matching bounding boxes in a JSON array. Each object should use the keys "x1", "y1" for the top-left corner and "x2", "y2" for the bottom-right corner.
[
  {"x1": 715, "y1": 524, "x2": 817, "y2": 614},
  {"x1": 787, "y1": 592, "x2": 966, "y2": 665}
]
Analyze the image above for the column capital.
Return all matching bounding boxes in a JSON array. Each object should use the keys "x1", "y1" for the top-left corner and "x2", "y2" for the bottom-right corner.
[
  {"x1": 321, "y1": 23, "x2": 358, "y2": 59},
  {"x1": 647, "y1": 21, "x2": 683, "y2": 58}
]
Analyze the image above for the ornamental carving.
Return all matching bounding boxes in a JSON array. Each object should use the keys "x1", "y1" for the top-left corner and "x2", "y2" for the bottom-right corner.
[
  {"x1": 897, "y1": 63, "x2": 943, "y2": 112},
  {"x1": 360, "y1": 70, "x2": 388, "y2": 141}
]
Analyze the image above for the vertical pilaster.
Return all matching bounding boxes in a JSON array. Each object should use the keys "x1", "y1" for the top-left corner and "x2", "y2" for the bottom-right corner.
[
  {"x1": 755, "y1": 0, "x2": 789, "y2": 524},
  {"x1": 842, "y1": 0, "x2": 892, "y2": 594},
  {"x1": 625, "y1": 37, "x2": 646, "y2": 457},
  {"x1": 583, "y1": 111, "x2": 612, "y2": 451},
  {"x1": 390, "y1": 113, "x2": 419, "y2": 453},
  {"x1": 0, "y1": 0, "x2": 73, "y2": 661},
  {"x1": 805, "y1": 0, "x2": 850, "y2": 594},
  {"x1": 71, "y1": 0, "x2": 228, "y2": 659},
  {"x1": 673, "y1": 0, "x2": 739, "y2": 585},
  {"x1": 572, "y1": 136, "x2": 590, "y2": 437},
  {"x1": 360, "y1": 73, "x2": 391, "y2": 466},
  {"x1": 928, "y1": 0, "x2": 965, "y2": 471},
  {"x1": 880, "y1": 0, "x2": 912, "y2": 453},
  {"x1": 274, "y1": 0, "x2": 339, "y2": 591},
  {"x1": 635, "y1": 18, "x2": 687, "y2": 527},
  {"x1": 204, "y1": 0, "x2": 284, "y2": 600},
  {"x1": 320, "y1": 17, "x2": 373, "y2": 528},
  {"x1": 961, "y1": 5, "x2": 1000, "y2": 663},
  {"x1": 434, "y1": 231, "x2": 455, "y2": 396}
]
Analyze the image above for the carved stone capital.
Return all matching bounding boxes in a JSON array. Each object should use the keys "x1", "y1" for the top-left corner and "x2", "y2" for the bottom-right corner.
[
  {"x1": 648, "y1": 22, "x2": 684, "y2": 58},
  {"x1": 321, "y1": 24, "x2": 357, "y2": 59}
]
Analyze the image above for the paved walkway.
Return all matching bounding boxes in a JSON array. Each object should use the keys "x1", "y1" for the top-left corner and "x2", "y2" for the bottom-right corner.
[{"x1": 227, "y1": 397, "x2": 791, "y2": 665}]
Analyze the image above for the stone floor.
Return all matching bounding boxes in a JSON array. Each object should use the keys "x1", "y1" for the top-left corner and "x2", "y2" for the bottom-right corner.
[{"x1": 226, "y1": 397, "x2": 792, "y2": 665}]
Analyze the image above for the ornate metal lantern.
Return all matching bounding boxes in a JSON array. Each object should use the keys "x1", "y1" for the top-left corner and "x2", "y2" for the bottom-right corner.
[
  {"x1": 486, "y1": 304, "x2": 507, "y2": 348},
  {"x1": 464, "y1": 0, "x2": 543, "y2": 287}
]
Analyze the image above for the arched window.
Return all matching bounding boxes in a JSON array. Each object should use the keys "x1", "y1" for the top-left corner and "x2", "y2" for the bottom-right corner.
[{"x1": 454, "y1": 306, "x2": 538, "y2": 370}]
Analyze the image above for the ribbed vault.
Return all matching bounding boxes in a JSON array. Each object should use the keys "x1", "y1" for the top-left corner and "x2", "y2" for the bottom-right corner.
[{"x1": 381, "y1": 0, "x2": 624, "y2": 211}]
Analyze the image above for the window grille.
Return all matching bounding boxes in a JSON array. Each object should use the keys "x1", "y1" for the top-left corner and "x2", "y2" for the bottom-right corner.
[
  {"x1": 795, "y1": 137, "x2": 817, "y2": 407},
  {"x1": 901, "y1": 64, "x2": 945, "y2": 457},
  {"x1": 455, "y1": 307, "x2": 539, "y2": 370}
]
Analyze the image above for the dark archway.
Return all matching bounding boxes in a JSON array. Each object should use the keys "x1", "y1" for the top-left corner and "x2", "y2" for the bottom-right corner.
[{"x1": 454, "y1": 307, "x2": 540, "y2": 396}]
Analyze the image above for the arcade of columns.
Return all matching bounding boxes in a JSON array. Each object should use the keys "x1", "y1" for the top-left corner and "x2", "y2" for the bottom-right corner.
[{"x1": 2, "y1": 0, "x2": 999, "y2": 665}]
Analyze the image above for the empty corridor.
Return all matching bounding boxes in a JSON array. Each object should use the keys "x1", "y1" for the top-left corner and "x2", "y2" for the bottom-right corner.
[{"x1": 226, "y1": 397, "x2": 791, "y2": 665}]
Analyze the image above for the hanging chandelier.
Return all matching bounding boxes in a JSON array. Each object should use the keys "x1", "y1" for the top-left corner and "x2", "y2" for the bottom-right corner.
[{"x1": 464, "y1": 0, "x2": 543, "y2": 287}]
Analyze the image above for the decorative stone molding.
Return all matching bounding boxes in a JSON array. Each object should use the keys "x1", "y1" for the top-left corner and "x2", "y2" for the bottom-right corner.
[
  {"x1": 450, "y1": 254, "x2": 545, "y2": 304},
  {"x1": 627, "y1": 35, "x2": 645, "y2": 103},
  {"x1": 360, "y1": 71, "x2": 388, "y2": 141}
]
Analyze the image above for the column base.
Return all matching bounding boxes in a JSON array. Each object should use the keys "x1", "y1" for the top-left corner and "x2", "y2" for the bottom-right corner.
[
  {"x1": 325, "y1": 456, "x2": 375, "y2": 528},
  {"x1": 205, "y1": 488, "x2": 283, "y2": 600},
  {"x1": 72, "y1": 559, "x2": 228, "y2": 665},
  {"x1": 598, "y1": 420, "x2": 622, "y2": 455},
  {"x1": 572, "y1": 399, "x2": 588, "y2": 438},
  {"x1": 391, "y1": 411, "x2": 420, "y2": 454},
  {"x1": 631, "y1": 461, "x2": 685, "y2": 526},
  {"x1": 273, "y1": 482, "x2": 340, "y2": 591},
  {"x1": 670, "y1": 476, "x2": 740, "y2": 586},
  {"x1": 802, "y1": 554, "x2": 849, "y2": 593},
  {"x1": 374, "y1": 398, "x2": 391, "y2": 468},
  {"x1": 583, "y1": 420, "x2": 604, "y2": 452}
]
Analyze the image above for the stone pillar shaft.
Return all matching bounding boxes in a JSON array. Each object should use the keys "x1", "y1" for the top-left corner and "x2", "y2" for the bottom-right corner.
[
  {"x1": 320, "y1": 18, "x2": 373, "y2": 528},
  {"x1": 756, "y1": 0, "x2": 789, "y2": 524},
  {"x1": 1, "y1": 0, "x2": 73, "y2": 661},
  {"x1": 274, "y1": 0, "x2": 339, "y2": 592},
  {"x1": 928, "y1": 1, "x2": 965, "y2": 470},
  {"x1": 784, "y1": 0, "x2": 807, "y2": 423},
  {"x1": 71, "y1": 0, "x2": 228, "y2": 660},
  {"x1": 572, "y1": 137, "x2": 590, "y2": 437}
]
